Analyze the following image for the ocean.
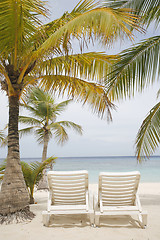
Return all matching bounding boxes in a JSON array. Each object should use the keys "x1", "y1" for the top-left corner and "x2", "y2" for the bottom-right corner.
[{"x1": 1, "y1": 156, "x2": 159, "y2": 183}]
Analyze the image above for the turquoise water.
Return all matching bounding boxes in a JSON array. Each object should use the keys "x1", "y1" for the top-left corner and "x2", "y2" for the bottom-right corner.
[{"x1": 8, "y1": 156, "x2": 160, "y2": 183}]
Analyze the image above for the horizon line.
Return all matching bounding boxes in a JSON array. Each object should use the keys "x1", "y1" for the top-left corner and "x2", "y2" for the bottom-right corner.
[{"x1": 1, "y1": 155, "x2": 160, "y2": 159}]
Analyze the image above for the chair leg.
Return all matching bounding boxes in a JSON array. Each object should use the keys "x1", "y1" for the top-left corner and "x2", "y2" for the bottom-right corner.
[
  {"x1": 94, "y1": 213, "x2": 100, "y2": 227},
  {"x1": 90, "y1": 212, "x2": 94, "y2": 226},
  {"x1": 42, "y1": 212, "x2": 50, "y2": 227},
  {"x1": 142, "y1": 211, "x2": 147, "y2": 228},
  {"x1": 138, "y1": 211, "x2": 147, "y2": 228}
]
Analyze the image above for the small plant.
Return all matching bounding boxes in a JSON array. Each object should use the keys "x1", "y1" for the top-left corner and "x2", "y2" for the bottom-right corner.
[{"x1": 0, "y1": 156, "x2": 56, "y2": 204}]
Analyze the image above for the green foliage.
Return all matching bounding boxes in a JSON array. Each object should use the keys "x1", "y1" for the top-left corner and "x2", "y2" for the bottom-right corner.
[
  {"x1": 135, "y1": 103, "x2": 160, "y2": 161},
  {"x1": 104, "y1": 0, "x2": 160, "y2": 27},
  {"x1": 106, "y1": 36, "x2": 160, "y2": 101},
  {"x1": 105, "y1": 0, "x2": 160, "y2": 161},
  {"x1": 0, "y1": 0, "x2": 141, "y2": 119},
  {"x1": 0, "y1": 159, "x2": 6, "y2": 181},
  {"x1": 126, "y1": 0, "x2": 160, "y2": 27},
  {"x1": 0, "y1": 131, "x2": 5, "y2": 144},
  {"x1": 19, "y1": 87, "x2": 83, "y2": 145},
  {"x1": 0, "y1": 157, "x2": 56, "y2": 203}
]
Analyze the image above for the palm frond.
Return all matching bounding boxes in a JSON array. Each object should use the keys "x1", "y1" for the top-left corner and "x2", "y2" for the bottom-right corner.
[
  {"x1": 105, "y1": 0, "x2": 160, "y2": 27},
  {"x1": 157, "y1": 88, "x2": 160, "y2": 98},
  {"x1": 136, "y1": 102, "x2": 160, "y2": 161},
  {"x1": 19, "y1": 116, "x2": 42, "y2": 126},
  {"x1": 1, "y1": 136, "x2": 8, "y2": 147},
  {"x1": 0, "y1": 0, "x2": 48, "y2": 58},
  {"x1": 106, "y1": 36, "x2": 160, "y2": 101},
  {"x1": 19, "y1": 126, "x2": 36, "y2": 138},
  {"x1": 20, "y1": 103, "x2": 44, "y2": 118},
  {"x1": 21, "y1": 156, "x2": 56, "y2": 199},
  {"x1": 50, "y1": 121, "x2": 83, "y2": 136},
  {"x1": 40, "y1": 75, "x2": 115, "y2": 120},
  {"x1": 127, "y1": 0, "x2": 160, "y2": 27},
  {"x1": 36, "y1": 52, "x2": 115, "y2": 84},
  {"x1": 0, "y1": 159, "x2": 6, "y2": 180},
  {"x1": 34, "y1": 128, "x2": 46, "y2": 144},
  {"x1": 32, "y1": 4, "x2": 140, "y2": 60},
  {"x1": 21, "y1": 161, "x2": 33, "y2": 188},
  {"x1": 53, "y1": 100, "x2": 73, "y2": 115},
  {"x1": 71, "y1": 0, "x2": 98, "y2": 13},
  {"x1": 23, "y1": 88, "x2": 57, "y2": 120},
  {"x1": 102, "y1": 0, "x2": 129, "y2": 9},
  {"x1": 50, "y1": 122, "x2": 69, "y2": 145},
  {"x1": 29, "y1": 156, "x2": 56, "y2": 185},
  {"x1": 20, "y1": 102, "x2": 49, "y2": 121},
  {"x1": 27, "y1": 0, "x2": 99, "y2": 50},
  {"x1": 0, "y1": 131, "x2": 7, "y2": 147},
  {"x1": 0, "y1": 130, "x2": 5, "y2": 142}
]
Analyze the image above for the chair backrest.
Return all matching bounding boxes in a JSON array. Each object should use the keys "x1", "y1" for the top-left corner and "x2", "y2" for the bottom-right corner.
[
  {"x1": 98, "y1": 171, "x2": 140, "y2": 207},
  {"x1": 47, "y1": 170, "x2": 88, "y2": 206}
]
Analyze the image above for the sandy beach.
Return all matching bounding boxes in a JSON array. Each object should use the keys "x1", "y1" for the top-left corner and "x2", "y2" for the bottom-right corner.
[{"x1": 1, "y1": 183, "x2": 160, "y2": 240}]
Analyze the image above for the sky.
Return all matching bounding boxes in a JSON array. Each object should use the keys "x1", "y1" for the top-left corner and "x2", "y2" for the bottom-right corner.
[{"x1": 0, "y1": 0, "x2": 159, "y2": 158}]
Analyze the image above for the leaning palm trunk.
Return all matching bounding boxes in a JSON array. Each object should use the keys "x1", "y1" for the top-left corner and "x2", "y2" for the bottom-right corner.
[
  {"x1": 0, "y1": 96, "x2": 31, "y2": 221},
  {"x1": 37, "y1": 131, "x2": 49, "y2": 190}
]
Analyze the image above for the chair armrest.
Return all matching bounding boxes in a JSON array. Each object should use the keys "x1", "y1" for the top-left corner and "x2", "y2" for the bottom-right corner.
[
  {"x1": 100, "y1": 192, "x2": 103, "y2": 213},
  {"x1": 47, "y1": 191, "x2": 52, "y2": 212},
  {"x1": 86, "y1": 190, "x2": 89, "y2": 211},
  {"x1": 135, "y1": 194, "x2": 142, "y2": 212}
]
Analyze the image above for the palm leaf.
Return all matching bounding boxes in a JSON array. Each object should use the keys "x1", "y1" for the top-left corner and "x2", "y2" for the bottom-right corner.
[
  {"x1": 106, "y1": 36, "x2": 160, "y2": 101},
  {"x1": 50, "y1": 120, "x2": 83, "y2": 136},
  {"x1": 19, "y1": 116, "x2": 42, "y2": 126},
  {"x1": 35, "y1": 52, "x2": 116, "y2": 83},
  {"x1": 50, "y1": 122, "x2": 69, "y2": 145},
  {"x1": 0, "y1": 0, "x2": 48, "y2": 59},
  {"x1": 19, "y1": 127, "x2": 36, "y2": 138},
  {"x1": 28, "y1": 156, "x2": 56, "y2": 186},
  {"x1": 26, "y1": 0, "x2": 99, "y2": 50},
  {"x1": 0, "y1": 130, "x2": 5, "y2": 142},
  {"x1": 21, "y1": 156, "x2": 56, "y2": 200},
  {"x1": 0, "y1": 159, "x2": 6, "y2": 180},
  {"x1": 34, "y1": 127, "x2": 48, "y2": 144},
  {"x1": 21, "y1": 161, "x2": 33, "y2": 189},
  {"x1": 20, "y1": 102, "x2": 50, "y2": 120},
  {"x1": 53, "y1": 100, "x2": 73, "y2": 115},
  {"x1": 40, "y1": 75, "x2": 115, "y2": 120},
  {"x1": 136, "y1": 102, "x2": 160, "y2": 161},
  {"x1": 127, "y1": 0, "x2": 160, "y2": 27},
  {"x1": 23, "y1": 88, "x2": 57, "y2": 121},
  {"x1": 105, "y1": 0, "x2": 160, "y2": 27},
  {"x1": 29, "y1": 2, "x2": 140, "y2": 63}
]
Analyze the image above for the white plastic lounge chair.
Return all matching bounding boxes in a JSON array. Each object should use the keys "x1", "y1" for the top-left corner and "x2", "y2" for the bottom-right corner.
[
  {"x1": 94, "y1": 171, "x2": 147, "y2": 228},
  {"x1": 42, "y1": 170, "x2": 94, "y2": 226}
]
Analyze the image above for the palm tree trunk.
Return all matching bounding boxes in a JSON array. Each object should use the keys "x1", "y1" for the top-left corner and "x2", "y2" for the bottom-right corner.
[
  {"x1": 42, "y1": 132, "x2": 49, "y2": 162},
  {"x1": 37, "y1": 131, "x2": 49, "y2": 190},
  {"x1": 0, "y1": 95, "x2": 30, "y2": 215},
  {"x1": 29, "y1": 187, "x2": 35, "y2": 204}
]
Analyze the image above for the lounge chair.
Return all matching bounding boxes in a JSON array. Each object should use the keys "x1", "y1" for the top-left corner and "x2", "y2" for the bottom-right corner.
[
  {"x1": 42, "y1": 170, "x2": 94, "y2": 226},
  {"x1": 94, "y1": 171, "x2": 147, "y2": 228}
]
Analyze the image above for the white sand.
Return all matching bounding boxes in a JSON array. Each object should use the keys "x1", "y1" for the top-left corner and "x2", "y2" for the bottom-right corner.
[{"x1": 1, "y1": 183, "x2": 160, "y2": 240}]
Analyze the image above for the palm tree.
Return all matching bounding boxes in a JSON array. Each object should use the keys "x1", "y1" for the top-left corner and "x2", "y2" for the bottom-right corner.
[
  {"x1": 19, "y1": 87, "x2": 83, "y2": 188},
  {"x1": 105, "y1": 0, "x2": 160, "y2": 161},
  {"x1": 21, "y1": 157, "x2": 56, "y2": 204},
  {"x1": 19, "y1": 88, "x2": 82, "y2": 159},
  {"x1": 0, "y1": 0, "x2": 140, "y2": 219}
]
